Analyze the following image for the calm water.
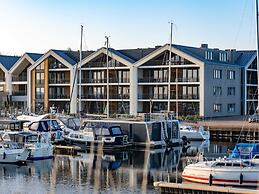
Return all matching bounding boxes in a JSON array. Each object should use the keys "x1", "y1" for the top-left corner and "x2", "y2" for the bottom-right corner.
[{"x1": 0, "y1": 141, "x2": 235, "y2": 194}]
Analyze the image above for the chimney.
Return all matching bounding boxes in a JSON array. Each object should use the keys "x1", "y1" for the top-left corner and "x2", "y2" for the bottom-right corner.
[{"x1": 201, "y1": 44, "x2": 208, "y2": 49}]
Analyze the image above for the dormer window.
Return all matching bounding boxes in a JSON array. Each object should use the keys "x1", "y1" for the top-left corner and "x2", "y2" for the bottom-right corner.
[
  {"x1": 205, "y1": 51, "x2": 213, "y2": 60},
  {"x1": 219, "y1": 52, "x2": 227, "y2": 62}
]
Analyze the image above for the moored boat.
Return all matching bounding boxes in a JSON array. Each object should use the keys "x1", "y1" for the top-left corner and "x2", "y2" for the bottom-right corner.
[
  {"x1": 0, "y1": 141, "x2": 30, "y2": 164},
  {"x1": 182, "y1": 159, "x2": 259, "y2": 186},
  {"x1": 179, "y1": 125, "x2": 210, "y2": 141},
  {"x1": 80, "y1": 113, "x2": 181, "y2": 148},
  {"x1": 64, "y1": 124, "x2": 130, "y2": 149},
  {"x1": 6, "y1": 132, "x2": 53, "y2": 160}
]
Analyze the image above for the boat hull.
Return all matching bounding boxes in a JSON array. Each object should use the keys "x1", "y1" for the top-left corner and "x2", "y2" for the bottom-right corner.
[
  {"x1": 28, "y1": 145, "x2": 53, "y2": 160},
  {"x1": 180, "y1": 130, "x2": 209, "y2": 140},
  {"x1": 0, "y1": 149, "x2": 29, "y2": 164},
  {"x1": 182, "y1": 164, "x2": 259, "y2": 186}
]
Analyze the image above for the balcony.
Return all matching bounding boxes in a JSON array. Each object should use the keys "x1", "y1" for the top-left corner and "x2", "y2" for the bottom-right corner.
[
  {"x1": 138, "y1": 77, "x2": 168, "y2": 83},
  {"x1": 49, "y1": 79, "x2": 70, "y2": 84},
  {"x1": 12, "y1": 91, "x2": 27, "y2": 96},
  {"x1": 49, "y1": 94, "x2": 69, "y2": 99},
  {"x1": 12, "y1": 76, "x2": 27, "y2": 82}
]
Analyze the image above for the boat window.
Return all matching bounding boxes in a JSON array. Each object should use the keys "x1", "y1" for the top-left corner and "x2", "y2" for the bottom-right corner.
[
  {"x1": 225, "y1": 163, "x2": 232, "y2": 166},
  {"x1": 30, "y1": 122, "x2": 39, "y2": 131},
  {"x1": 254, "y1": 155, "x2": 259, "y2": 159},
  {"x1": 232, "y1": 163, "x2": 241, "y2": 167},
  {"x1": 111, "y1": 127, "x2": 122, "y2": 135},
  {"x1": 3, "y1": 143, "x2": 10, "y2": 149},
  {"x1": 215, "y1": 162, "x2": 225, "y2": 166},
  {"x1": 27, "y1": 135, "x2": 38, "y2": 143},
  {"x1": 0, "y1": 145, "x2": 2, "y2": 148},
  {"x1": 102, "y1": 128, "x2": 110, "y2": 136}
]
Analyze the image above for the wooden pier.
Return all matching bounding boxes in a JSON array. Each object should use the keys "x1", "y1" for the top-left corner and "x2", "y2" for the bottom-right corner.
[
  {"x1": 54, "y1": 145, "x2": 82, "y2": 155},
  {"x1": 153, "y1": 182, "x2": 258, "y2": 194},
  {"x1": 184, "y1": 116, "x2": 259, "y2": 140}
]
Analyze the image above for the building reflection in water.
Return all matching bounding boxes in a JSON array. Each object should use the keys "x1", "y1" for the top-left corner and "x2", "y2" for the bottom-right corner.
[{"x1": 0, "y1": 141, "x2": 233, "y2": 193}]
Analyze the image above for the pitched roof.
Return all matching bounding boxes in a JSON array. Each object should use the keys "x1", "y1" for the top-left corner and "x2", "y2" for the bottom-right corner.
[
  {"x1": 235, "y1": 50, "x2": 256, "y2": 67},
  {"x1": 116, "y1": 47, "x2": 158, "y2": 62},
  {"x1": 26, "y1": 53, "x2": 43, "y2": 62},
  {"x1": 52, "y1": 49, "x2": 94, "y2": 65},
  {"x1": 0, "y1": 55, "x2": 20, "y2": 71}
]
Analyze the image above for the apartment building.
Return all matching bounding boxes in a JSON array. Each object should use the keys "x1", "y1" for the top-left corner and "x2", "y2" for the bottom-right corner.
[{"x1": 0, "y1": 43, "x2": 257, "y2": 117}]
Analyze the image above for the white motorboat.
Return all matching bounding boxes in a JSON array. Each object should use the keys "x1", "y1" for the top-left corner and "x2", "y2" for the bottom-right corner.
[
  {"x1": 0, "y1": 141, "x2": 30, "y2": 163},
  {"x1": 5, "y1": 132, "x2": 53, "y2": 160},
  {"x1": 180, "y1": 125, "x2": 210, "y2": 140},
  {"x1": 182, "y1": 158, "x2": 259, "y2": 186}
]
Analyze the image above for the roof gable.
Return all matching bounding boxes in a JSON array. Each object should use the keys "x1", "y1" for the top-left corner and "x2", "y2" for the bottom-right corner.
[{"x1": 0, "y1": 55, "x2": 20, "y2": 71}]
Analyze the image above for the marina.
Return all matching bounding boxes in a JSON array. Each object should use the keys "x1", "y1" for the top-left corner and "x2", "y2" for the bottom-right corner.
[{"x1": 0, "y1": 141, "x2": 249, "y2": 194}]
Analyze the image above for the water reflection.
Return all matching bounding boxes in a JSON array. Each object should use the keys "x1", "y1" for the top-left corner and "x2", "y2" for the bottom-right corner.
[{"x1": 0, "y1": 141, "x2": 235, "y2": 194}]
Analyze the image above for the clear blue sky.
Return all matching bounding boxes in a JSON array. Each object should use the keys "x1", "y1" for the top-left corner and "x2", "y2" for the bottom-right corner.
[{"x1": 0, "y1": 0, "x2": 256, "y2": 55}]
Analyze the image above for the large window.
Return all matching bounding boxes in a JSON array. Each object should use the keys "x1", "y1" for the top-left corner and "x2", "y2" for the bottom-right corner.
[
  {"x1": 213, "y1": 69, "x2": 222, "y2": 79},
  {"x1": 219, "y1": 52, "x2": 227, "y2": 62},
  {"x1": 213, "y1": 104, "x2": 222, "y2": 112},
  {"x1": 205, "y1": 51, "x2": 213, "y2": 60},
  {"x1": 227, "y1": 87, "x2": 235, "y2": 96},
  {"x1": 227, "y1": 70, "x2": 235, "y2": 80},
  {"x1": 213, "y1": 86, "x2": 222, "y2": 96},
  {"x1": 227, "y1": 104, "x2": 235, "y2": 112}
]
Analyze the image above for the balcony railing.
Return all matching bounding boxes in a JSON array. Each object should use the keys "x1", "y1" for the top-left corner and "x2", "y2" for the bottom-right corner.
[
  {"x1": 178, "y1": 94, "x2": 199, "y2": 100},
  {"x1": 110, "y1": 94, "x2": 130, "y2": 99},
  {"x1": 49, "y1": 94, "x2": 69, "y2": 99},
  {"x1": 81, "y1": 94, "x2": 107, "y2": 99},
  {"x1": 12, "y1": 76, "x2": 27, "y2": 81},
  {"x1": 49, "y1": 79, "x2": 70, "y2": 84},
  {"x1": 174, "y1": 77, "x2": 199, "y2": 82},
  {"x1": 138, "y1": 77, "x2": 168, "y2": 83},
  {"x1": 139, "y1": 94, "x2": 168, "y2": 100},
  {"x1": 110, "y1": 78, "x2": 130, "y2": 83},
  {"x1": 82, "y1": 78, "x2": 107, "y2": 84},
  {"x1": 12, "y1": 91, "x2": 27, "y2": 96}
]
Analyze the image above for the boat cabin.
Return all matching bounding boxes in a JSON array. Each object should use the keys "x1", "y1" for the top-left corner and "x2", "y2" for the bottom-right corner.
[
  {"x1": 82, "y1": 123, "x2": 128, "y2": 145},
  {"x1": 0, "y1": 119, "x2": 29, "y2": 131},
  {"x1": 231, "y1": 143, "x2": 259, "y2": 159},
  {"x1": 26, "y1": 119, "x2": 64, "y2": 142}
]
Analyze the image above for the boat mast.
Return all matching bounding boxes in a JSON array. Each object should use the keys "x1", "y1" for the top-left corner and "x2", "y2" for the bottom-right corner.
[
  {"x1": 168, "y1": 22, "x2": 176, "y2": 115},
  {"x1": 105, "y1": 36, "x2": 110, "y2": 118},
  {"x1": 256, "y1": 0, "x2": 259, "y2": 113},
  {"x1": 79, "y1": 25, "x2": 83, "y2": 114}
]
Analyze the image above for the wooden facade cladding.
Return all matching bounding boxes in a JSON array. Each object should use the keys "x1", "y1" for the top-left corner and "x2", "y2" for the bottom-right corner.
[{"x1": 44, "y1": 58, "x2": 49, "y2": 112}]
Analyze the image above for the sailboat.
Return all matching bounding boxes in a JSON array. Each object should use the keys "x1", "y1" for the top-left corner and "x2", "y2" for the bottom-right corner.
[{"x1": 182, "y1": 0, "x2": 259, "y2": 187}]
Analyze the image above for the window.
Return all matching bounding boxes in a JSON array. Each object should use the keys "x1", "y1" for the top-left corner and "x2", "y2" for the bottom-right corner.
[
  {"x1": 219, "y1": 52, "x2": 227, "y2": 62},
  {"x1": 227, "y1": 70, "x2": 235, "y2": 80},
  {"x1": 227, "y1": 104, "x2": 235, "y2": 112},
  {"x1": 213, "y1": 104, "x2": 222, "y2": 112},
  {"x1": 227, "y1": 87, "x2": 235, "y2": 96},
  {"x1": 213, "y1": 69, "x2": 222, "y2": 79},
  {"x1": 213, "y1": 86, "x2": 222, "y2": 96},
  {"x1": 205, "y1": 51, "x2": 213, "y2": 60}
]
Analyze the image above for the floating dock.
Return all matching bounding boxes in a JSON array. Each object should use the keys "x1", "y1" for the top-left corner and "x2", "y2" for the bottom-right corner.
[{"x1": 153, "y1": 182, "x2": 258, "y2": 194}]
